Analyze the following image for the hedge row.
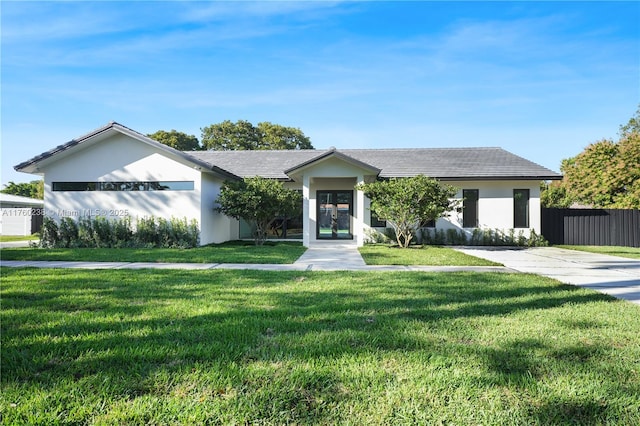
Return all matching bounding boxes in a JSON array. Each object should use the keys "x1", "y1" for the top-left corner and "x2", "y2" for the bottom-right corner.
[
  {"x1": 39, "y1": 216, "x2": 199, "y2": 249},
  {"x1": 366, "y1": 227, "x2": 548, "y2": 247}
]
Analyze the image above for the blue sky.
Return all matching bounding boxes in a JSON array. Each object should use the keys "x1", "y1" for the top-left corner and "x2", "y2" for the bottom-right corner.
[{"x1": 2, "y1": 1, "x2": 638, "y2": 186}]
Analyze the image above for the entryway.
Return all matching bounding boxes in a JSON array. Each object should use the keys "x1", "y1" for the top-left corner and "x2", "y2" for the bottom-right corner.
[{"x1": 316, "y1": 190, "x2": 353, "y2": 240}]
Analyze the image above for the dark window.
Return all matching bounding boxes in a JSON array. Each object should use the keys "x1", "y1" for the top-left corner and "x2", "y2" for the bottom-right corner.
[
  {"x1": 462, "y1": 189, "x2": 479, "y2": 228},
  {"x1": 423, "y1": 219, "x2": 436, "y2": 228},
  {"x1": 370, "y1": 211, "x2": 386, "y2": 227},
  {"x1": 52, "y1": 181, "x2": 194, "y2": 192},
  {"x1": 52, "y1": 182, "x2": 97, "y2": 191},
  {"x1": 514, "y1": 189, "x2": 530, "y2": 228}
]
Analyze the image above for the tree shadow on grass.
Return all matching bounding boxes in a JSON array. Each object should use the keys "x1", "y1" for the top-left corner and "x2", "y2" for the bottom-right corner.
[{"x1": 1, "y1": 268, "x2": 638, "y2": 424}]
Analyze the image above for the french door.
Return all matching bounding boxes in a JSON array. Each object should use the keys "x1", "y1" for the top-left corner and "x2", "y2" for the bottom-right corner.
[{"x1": 317, "y1": 191, "x2": 353, "y2": 240}]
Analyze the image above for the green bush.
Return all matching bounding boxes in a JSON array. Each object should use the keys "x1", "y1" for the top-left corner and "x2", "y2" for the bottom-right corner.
[
  {"x1": 39, "y1": 217, "x2": 60, "y2": 248},
  {"x1": 135, "y1": 216, "x2": 159, "y2": 247},
  {"x1": 38, "y1": 216, "x2": 200, "y2": 249},
  {"x1": 58, "y1": 217, "x2": 79, "y2": 248},
  {"x1": 380, "y1": 226, "x2": 548, "y2": 247}
]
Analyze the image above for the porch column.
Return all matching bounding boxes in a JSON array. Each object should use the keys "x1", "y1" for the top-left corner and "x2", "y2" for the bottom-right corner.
[
  {"x1": 302, "y1": 174, "x2": 310, "y2": 247},
  {"x1": 355, "y1": 174, "x2": 365, "y2": 247}
]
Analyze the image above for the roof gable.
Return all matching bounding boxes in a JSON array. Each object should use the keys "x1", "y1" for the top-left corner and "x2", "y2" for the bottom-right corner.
[
  {"x1": 14, "y1": 122, "x2": 239, "y2": 180},
  {"x1": 284, "y1": 148, "x2": 381, "y2": 179}
]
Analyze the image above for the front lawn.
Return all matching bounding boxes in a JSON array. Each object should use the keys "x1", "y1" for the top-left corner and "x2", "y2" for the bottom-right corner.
[
  {"x1": 360, "y1": 244, "x2": 502, "y2": 266},
  {"x1": 0, "y1": 234, "x2": 39, "y2": 242},
  {"x1": 2, "y1": 268, "x2": 639, "y2": 425},
  {"x1": 0, "y1": 241, "x2": 305, "y2": 264},
  {"x1": 556, "y1": 245, "x2": 640, "y2": 260}
]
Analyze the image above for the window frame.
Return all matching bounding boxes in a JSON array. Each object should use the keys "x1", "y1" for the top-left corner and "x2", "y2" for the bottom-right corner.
[
  {"x1": 513, "y1": 189, "x2": 530, "y2": 228},
  {"x1": 462, "y1": 189, "x2": 479, "y2": 228}
]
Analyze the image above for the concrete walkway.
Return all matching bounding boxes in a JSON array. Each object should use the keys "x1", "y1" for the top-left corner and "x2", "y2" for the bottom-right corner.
[{"x1": 456, "y1": 246, "x2": 640, "y2": 305}]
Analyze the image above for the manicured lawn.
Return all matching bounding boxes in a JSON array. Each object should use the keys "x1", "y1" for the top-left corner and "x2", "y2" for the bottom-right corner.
[
  {"x1": 557, "y1": 245, "x2": 640, "y2": 260},
  {"x1": 2, "y1": 268, "x2": 639, "y2": 425},
  {"x1": 0, "y1": 241, "x2": 305, "y2": 264},
  {"x1": 360, "y1": 244, "x2": 502, "y2": 266},
  {"x1": 0, "y1": 234, "x2": 39, "y2": 242}
]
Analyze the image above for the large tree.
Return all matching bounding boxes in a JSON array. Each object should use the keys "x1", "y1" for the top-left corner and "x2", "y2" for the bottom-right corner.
[
  {"x1": 545, "y1": 108, "x2": 640, "y2": 209},
  {"x1": 1, "y1": 180, "x2": 44, "y2": 199},
  {"x1": 215, "y1": 177, "x2": 302, "y2": 245},
  {"x1": 201, "y1": 120, "x2": 313, "y2": 150},
  {"x1": 147, "y1": 130, "x2": 201, "y2": 151},
  {"x1": 356, "y1": 175, "x2": 458, "y2": 248}
]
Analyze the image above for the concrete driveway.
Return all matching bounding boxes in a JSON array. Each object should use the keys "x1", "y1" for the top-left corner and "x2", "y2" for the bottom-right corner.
[{"x1": 455, "y1": 246, "x2": 640, "y2": 305}]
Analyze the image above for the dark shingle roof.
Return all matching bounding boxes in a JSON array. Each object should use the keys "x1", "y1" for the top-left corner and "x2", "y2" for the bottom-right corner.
[
  {"x1": 14, "y1": 121, "x2": 560, "y2": 181},
  {"x1": 190, "y1": 147, "x2": 561, "y2": 181}
]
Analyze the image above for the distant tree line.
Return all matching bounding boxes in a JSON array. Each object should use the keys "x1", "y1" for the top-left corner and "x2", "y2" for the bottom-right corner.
[
  {"x1": 1, "y1": 180, "x2": 44, "y2": 199},
  {"x1": 542, "y1": 107, "x2": 640, "y2": 209},
  {"x1": 148, "y1": 120, "x2": 313, "y2": 151}
]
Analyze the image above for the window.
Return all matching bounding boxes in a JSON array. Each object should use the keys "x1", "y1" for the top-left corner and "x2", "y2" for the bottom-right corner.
[
  {"x1": 514, "y1": 189, "x2": 530, "y2": 228},
  {"x1": 462, "y1": 189, "x2": 479, "y2": 228},
  {"x1": 52, "y1": 181, "x2": 194, "y2": 192},
  {"x1": 422, "y1": 219, "x2": 436, "y2": 228},
  {"x1": 52, "y1": 182, "x2": 98, "y2": 191},
  {"x1": 370, "y1": 211, "x2": 386, "y2": 227}
]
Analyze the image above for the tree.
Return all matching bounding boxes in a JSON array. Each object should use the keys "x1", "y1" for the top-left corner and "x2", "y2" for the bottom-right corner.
[
  {"x1": 356, "y1": 175, "x2": 458, "y2": 248},
  {"x1": 201, "y1": 120, "x2": 313, "y2": 150},
  {"x1": 540, "y1": 181, "x2": 572, "y2": 208},
  {"x1": 1, "y1": 180, "x2": 44, "y2": 199},
  {"x1": 147, "y1": 130, "x2": 201, "y2": 151},
  {"x1": 551, "y1": 108, "x2": 640, "y2": 209},
  {"x1": 257, "y1": 122, "x2": 313, "y2": 150},
  {"x1": 215, "y1": 177, "x2": 302, "y2": 245}
]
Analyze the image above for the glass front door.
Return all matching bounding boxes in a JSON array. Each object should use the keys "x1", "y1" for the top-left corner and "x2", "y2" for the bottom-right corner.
[{"x1": 317, "y1": 191, "x2": 353, "y2": 239}]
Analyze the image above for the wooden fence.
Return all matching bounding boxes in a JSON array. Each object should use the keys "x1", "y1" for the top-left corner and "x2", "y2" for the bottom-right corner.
[{"x1": 541, "y1": 208, "x2": 640, "y2": 247}]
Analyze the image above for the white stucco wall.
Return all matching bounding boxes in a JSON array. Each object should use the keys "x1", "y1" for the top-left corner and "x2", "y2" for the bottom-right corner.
[
  {"x1": 364, "y1": 179, "x2": 543, "y2": 240},
  {"x1": 443, "y1": 180, "x2": 542, "y2": 234},
  {"x1": 40, "y1": 133, "x2": 215, "y2": 243},
  {"x1": 200, "y1": 173, "x2": 237, "y2": 245}
]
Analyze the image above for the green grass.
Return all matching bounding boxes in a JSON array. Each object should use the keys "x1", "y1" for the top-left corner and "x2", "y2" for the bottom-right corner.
[
  {"x1": 2, "y1": 268, "x2": 639, "y2": 425},
  {"x1": 0, "y1": 241, "x2": 305, "y2": 264},
  {"x1": 0, "y1": 234, "x2": 39, "y2": 242},
  {"x1": 557, "y1": 245, "x2": 640, "y2": 260},
  {"x1": 360, "y1": 244, "x2": 502, "y2": 266}
]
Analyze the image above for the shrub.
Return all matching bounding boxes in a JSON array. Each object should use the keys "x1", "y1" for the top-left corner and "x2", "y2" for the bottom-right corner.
[
  {"x1": 364, "y1": 229, "x2": 389, "y2": 244},
  {"x1": 39, "y1": 217, "x2": 60, "y2": 248},
  {"x1": 58, "y1": 217, "x2": 79, "y2": 248},
  {"x1": 37, "y1": 216, "x2": 200, "y2": 249},
  {"x1": 372, "y1": 226, "x2": 548, "y2": 247},
  {"x1": 135, "y1": 217, "x2": 158, "y2": 247},
  {"x1": 113, "y1": 217, "x2": 133, "y2": 247},
  {"x1": 93, "y1": 216, "x2": 114, "y2": 248}
]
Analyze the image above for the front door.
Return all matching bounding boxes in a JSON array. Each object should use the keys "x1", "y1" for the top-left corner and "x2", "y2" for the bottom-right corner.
[{"x1": 317, "y1": 190, "x2": 353, "y2": 240}]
